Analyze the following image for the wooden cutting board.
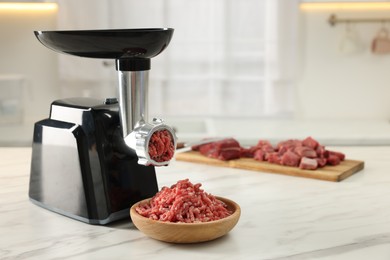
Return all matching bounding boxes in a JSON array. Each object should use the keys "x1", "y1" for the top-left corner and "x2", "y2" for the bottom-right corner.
[{"x1": 175, "y1": 151, "x2": 364, "y2": 182}]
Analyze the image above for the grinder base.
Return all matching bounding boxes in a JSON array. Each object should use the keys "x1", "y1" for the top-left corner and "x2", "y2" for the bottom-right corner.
[{"x1": 29, "y1": 98, "x2": 159, "y2": 225}]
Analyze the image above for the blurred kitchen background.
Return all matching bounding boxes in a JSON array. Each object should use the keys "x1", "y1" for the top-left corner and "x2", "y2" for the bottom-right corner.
[{"x1": 1, "y1": 0, "x2": 390, "y2": 146}]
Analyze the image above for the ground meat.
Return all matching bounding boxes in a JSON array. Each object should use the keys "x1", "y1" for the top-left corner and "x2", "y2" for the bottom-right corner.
[
  {"x1": 148, "y1": 129, "x2": 175, "y2": 163},
  {"x1": 135, "y1": 179, "x2": 232, "y2": 223},
  {"x1": 192, "y1": 136, "x2": 346, "y2": 171}
]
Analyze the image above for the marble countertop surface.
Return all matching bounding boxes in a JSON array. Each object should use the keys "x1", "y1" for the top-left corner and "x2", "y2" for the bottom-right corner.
[{"x1": 1, "y1": 147, "x2": 390, "y2": 259}]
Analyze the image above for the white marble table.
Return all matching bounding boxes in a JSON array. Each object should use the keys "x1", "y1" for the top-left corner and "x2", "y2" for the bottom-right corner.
[{"x1": 1, "y1": 147, "x2": 390, "y2": 259}]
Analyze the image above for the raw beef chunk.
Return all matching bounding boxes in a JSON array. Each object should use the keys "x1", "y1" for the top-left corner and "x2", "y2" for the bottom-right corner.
[
  {"x1": 299, "y1": 157, "x2": 318, "y2": 170},
  {"x1": 276, "y1": 139, "x2": 302, "y2": 151},
  {"x1": 293, "y1": 146, "x2": 317, "y2": 158},
  {"x1": 253, "y1": 149, "x2": 265, "y2": 161},
  {"x1": 316, "y1": 145, "x2": 329, "y2": 158},
  {"x1": 192, "y1": 136, "x2": 346, "y2": 171},
  {"x1": 327, "y1": 154, "x2": 341, "y2": 165},
  {"x1": 302, "y1": 136, "x2": 319, "y2": 149},
  {"x1": 328, "y1": 150, "x2": 345, "y2": 161},
  {"x1": 266, "y1": 152, "x2": 281, "y2": 165},
  {"x1": 316, "y1": 157, "x2": 327, "y2": 167},
  {"x1": 195, "y1": 138, "x2": 241, "y2": 161},
  {"x1": 256, "y1": 140, "x2": 275, "y2": 153},
  {"x1": 281, "y1": 150, "x2": 300, "y2": 167},
  {"x1": 240, "y1": 146, "x2": 261, "y2": 158}
]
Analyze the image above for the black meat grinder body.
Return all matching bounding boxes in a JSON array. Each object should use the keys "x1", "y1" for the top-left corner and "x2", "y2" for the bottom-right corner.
[
  {"x1": 29, "y1": 28, "x2": 176, "y2": 225},
  {"x1": 29, "y1": 98, "x2": 158, "y2": 224}
]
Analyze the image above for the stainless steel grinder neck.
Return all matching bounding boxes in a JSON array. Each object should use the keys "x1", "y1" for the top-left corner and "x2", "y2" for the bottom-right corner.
[{"x1": 116, "y1": 58, "x2": 177, "y2": 166}]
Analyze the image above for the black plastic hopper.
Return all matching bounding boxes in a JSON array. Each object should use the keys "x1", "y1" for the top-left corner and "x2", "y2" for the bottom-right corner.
[{"x1": 34, "y1": 28, "x2": 174, "y2": 71}]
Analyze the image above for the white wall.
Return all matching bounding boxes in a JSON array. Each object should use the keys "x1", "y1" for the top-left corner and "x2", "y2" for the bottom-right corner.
[
  {"x1": 0, "y1": 5, "x2": 59, "y2": 126},
  {"x1": 297, "y1": 8, "x2": 390, "y2": 120}
]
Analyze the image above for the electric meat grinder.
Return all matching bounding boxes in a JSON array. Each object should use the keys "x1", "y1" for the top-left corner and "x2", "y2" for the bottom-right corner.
[{"x1": 29, "y1": 28, "x2": 177, "y2": 224}]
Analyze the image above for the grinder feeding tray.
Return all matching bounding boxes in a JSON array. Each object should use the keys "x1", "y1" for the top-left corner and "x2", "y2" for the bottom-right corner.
[{"x1": 29, "y1": 29, "x2": 177, "y2": 224}]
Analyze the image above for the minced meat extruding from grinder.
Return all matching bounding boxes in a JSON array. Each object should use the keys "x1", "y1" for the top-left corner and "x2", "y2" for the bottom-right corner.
[
  {"x1": 148, "y1": 129, "x2": 175, "y2": 163},
  {"x1": 193, "y1": 136, "x2": 345, "y2": 170},
  {"x1": 135, "y1": 179, "x2": 232, "y2": 223}
]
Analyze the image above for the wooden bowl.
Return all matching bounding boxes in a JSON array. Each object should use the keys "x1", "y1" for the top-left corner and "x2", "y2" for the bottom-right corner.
[{"x1": 130, "y1": 196, "x2": 241, "y2": 243}]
